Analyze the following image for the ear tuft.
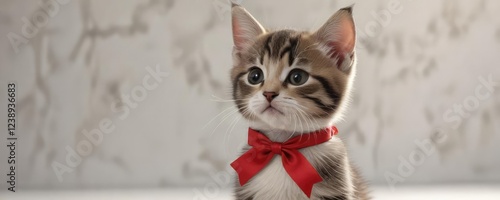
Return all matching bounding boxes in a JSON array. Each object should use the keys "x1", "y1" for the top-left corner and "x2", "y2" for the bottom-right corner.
[
  {"x1": 230, "y1": 1, "x2": 239, "y2": 8},
  {"x1": 339, "y1": 5, "x2": 353, "y2": 14},
  {"x1": 314, "y1": 6, "x2": 356, "y2": 72},
  {"x1": 232, "y1": 6, "x2": 266, "y2": 51}
]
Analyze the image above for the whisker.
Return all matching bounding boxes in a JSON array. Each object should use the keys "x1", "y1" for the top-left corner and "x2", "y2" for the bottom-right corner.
[
  {"x1": 295, "y1": 105, "x2": 320, "y2": 130},
  {"x1": 295, "y1": 106, "x2": 322, "y2": 142},
  {"x1": 202, "y1": 105, "x2": 237, "y2": 130},
  {"x1": 208, "y1": 94, "x2": 252, "y2": 102},
  {"x1": 209, "y1": 106, "x2": 247, "y2": 137},
  {"x1": 223, "y1": 114, "x2": 242, "y2": 159}
]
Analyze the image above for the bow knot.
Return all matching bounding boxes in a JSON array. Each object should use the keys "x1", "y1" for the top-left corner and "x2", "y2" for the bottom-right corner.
[
  {"x1": 231, "y1": 126, "x2": 338, "y2": 198},
  {"x1": 270, "y1": 142, "x2": 282, "y2": 154}
]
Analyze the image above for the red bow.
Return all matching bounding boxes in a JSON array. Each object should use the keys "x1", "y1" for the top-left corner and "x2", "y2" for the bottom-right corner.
[{"x1": 231, "y1": 126, "x2": 338, "y2": 198}]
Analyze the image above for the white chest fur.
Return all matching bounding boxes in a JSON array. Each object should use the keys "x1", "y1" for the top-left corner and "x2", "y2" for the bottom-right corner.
[
  {"x1": 243, "y1": 152, "x2": 310, "y2": 200},
  {"x1": 237, "y1": 138, "x2": 354, "y2": 200}
]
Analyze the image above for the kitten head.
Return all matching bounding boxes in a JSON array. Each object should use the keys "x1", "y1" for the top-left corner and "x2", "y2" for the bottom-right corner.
[{"x1": 230, "y1": 5, "x2": 356, "y2": 133}]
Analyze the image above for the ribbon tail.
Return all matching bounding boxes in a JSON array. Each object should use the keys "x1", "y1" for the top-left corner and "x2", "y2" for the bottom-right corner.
[
  {"x1": 230, "y1": 148, "x2": 270, "y2": 186},
  {"x1": 282, "y1": 151, "x2": 323, "y2": 198}
]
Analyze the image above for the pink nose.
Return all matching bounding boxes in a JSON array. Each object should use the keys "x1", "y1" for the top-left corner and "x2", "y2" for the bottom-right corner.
[{"x1": 263, "y1": 92, "x2": 278, "y2": 102}]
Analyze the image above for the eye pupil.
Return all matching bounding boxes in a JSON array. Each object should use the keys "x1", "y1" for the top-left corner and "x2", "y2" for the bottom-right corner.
[
  {"x1": 293, "y1": 74, "x2": 301, "y2": 82},
  {"x1": 252, "y1": 73, "x2": 260, "y2": 81}
]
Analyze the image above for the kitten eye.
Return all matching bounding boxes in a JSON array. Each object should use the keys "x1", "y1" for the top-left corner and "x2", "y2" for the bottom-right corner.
[
  {"x1": 288, "y1": 69, "x2": 309, "y2": 86},
  {"x1": 247, "y1": 67, "x2": 264, "y2": 85}
]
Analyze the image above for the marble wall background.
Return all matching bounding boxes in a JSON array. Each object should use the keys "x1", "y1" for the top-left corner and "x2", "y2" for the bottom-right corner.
[{"x1": 0, "y1": 0, "x2": 499, "y2": 190}]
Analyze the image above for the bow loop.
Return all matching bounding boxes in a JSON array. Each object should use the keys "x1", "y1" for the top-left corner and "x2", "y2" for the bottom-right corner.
[{"x1": 230, "y1": 126, "x2": 338, "y2": 198}]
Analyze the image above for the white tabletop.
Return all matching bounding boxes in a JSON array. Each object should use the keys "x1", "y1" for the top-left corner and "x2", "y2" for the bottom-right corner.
[{"x1": 1, "y1": 185, "x2": 500, "y2": 200}]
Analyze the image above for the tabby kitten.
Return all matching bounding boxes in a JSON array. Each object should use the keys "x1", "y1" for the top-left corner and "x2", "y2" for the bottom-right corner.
[{"x1": 230, "y1": 4, "x2": 369, "y2": 200}]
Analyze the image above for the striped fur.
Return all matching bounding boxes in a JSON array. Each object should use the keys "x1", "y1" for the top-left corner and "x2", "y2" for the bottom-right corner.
[{"x1": 230, "y1": 4, "x2": 369, "y2": 200}]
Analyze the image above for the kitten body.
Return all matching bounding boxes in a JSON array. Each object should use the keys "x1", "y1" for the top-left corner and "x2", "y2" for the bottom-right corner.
[{"x1": 230, "y1": 5, "x2": 369, "y2": 200}]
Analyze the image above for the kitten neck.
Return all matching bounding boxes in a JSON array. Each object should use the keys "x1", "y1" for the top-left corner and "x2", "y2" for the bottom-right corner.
[
  {"x1": 263, "y1": 129, "x2": 313, "y2": 143},
  {"x1": 249, "y1": 120, "x2": 334, "y2": 143}
]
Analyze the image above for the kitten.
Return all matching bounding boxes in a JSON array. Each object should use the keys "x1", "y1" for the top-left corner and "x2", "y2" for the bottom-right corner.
[{"x1": 230, "y1": 4, "x2": 369, "y2": 200}]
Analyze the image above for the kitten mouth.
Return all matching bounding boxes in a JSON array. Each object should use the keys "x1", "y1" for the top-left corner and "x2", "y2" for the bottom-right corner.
[{"x1": 262, "y1": 106, "x2": 284, "y2": 115}]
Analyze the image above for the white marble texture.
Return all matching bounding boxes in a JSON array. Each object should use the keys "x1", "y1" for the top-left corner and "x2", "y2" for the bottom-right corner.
[{"x1": 0, "y1": 0, "x2": 499, "y2": 192}]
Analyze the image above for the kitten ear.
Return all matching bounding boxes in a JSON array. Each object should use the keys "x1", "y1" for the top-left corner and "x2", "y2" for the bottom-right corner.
[
  {"x1": 314, "y1": 6, "x2": 356, "y2": 72},
  {"x1": 231, "y1": 5, "x2": 266, "y2": 51}
]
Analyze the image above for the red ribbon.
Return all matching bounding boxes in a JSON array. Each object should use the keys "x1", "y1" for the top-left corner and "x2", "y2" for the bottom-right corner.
[{"x1": 231, "y1": 126, "x2": 338, "y2": 198}]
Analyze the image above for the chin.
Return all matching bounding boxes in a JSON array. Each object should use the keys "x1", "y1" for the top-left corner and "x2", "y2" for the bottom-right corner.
[
  {"x1": 250, "y1": 110, "x2": 333, "y2": 133},
  {"x1": 258, "y1": 114, "x2": 291, "y2": 131}
]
